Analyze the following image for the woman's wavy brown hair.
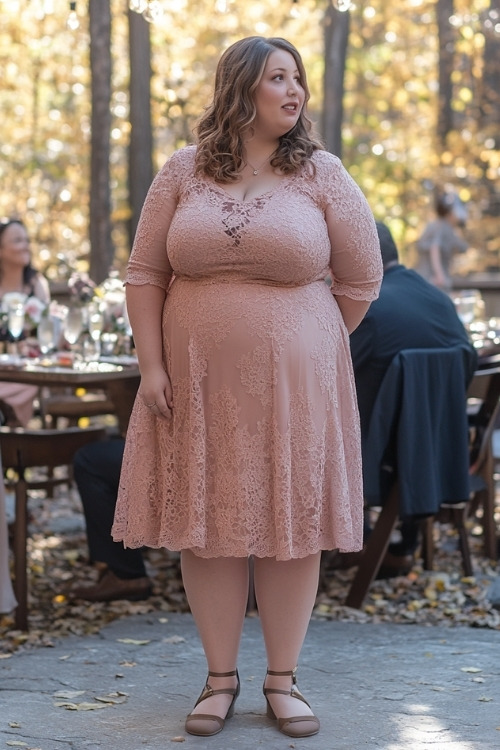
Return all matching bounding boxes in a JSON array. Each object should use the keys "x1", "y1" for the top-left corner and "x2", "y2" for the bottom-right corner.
[{"x1": 194, "y1": 36, "x2": 323, "y2": 182}]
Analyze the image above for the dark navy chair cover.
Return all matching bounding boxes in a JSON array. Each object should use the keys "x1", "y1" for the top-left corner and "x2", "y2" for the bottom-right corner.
[{"x1": 362, "y1": 346, "x2": 472, "y2": 519}]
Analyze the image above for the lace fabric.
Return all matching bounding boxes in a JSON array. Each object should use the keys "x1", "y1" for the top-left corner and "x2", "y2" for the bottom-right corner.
[{"x1": 113, "y1": 146, "x2": 382, "y2": 560}]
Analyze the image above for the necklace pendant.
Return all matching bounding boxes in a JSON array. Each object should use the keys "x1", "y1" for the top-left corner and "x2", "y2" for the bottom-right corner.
[{"x1": 252, "y1": 169, "x2": 258, "y2": 175}]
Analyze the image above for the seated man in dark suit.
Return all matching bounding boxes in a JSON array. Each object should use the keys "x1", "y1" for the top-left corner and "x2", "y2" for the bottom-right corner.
[
  {"x1": 70, "y1": 438, "x2": 152, "y2": 601},
  {"x1": 348, "y1": 221, "x2": 477, "y2": 574}
]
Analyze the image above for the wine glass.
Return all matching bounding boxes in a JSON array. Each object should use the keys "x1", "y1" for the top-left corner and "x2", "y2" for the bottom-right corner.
[
  {"x1": 37, "y1": 316, "x2": 56, "y2": 357},
  {"x1": 88, "y1": 304, "x2": 104, "y2": 356},
  {"x1": 452, "y1": 289, "x2": 484, "y2": 328},
  {"x1": 63, "y1": 307, "x2": 84, "y2": 359},
  {"x1": 7, "y1": 302, "x2": 25, "y2": 358}
]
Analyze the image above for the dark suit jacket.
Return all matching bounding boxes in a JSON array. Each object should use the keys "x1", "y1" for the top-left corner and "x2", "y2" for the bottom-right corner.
[
  {"x1": 361, "y1": 346, "x2": 473, "y2": 517},
  {"x1": 350, "y1": 264, "x2": 477, "y2": 435}
]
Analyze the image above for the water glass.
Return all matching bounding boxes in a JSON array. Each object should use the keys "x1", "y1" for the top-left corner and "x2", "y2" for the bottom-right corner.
[
  {"x1": 7, "y1": 302, "x2": 25, "y2": 356},
  {"x1": 64, "y1": 307, "x2": 84, "y2": 346},
  {"x1": 37, "y1": 317, "x2": 55, "y2": 356},
  {"x1": 452, "y1": 289, "x2": 484, "y2": 328}
]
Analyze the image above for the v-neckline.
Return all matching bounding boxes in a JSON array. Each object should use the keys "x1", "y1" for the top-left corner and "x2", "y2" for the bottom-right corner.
[{"x1": 205, "y1": 174, "x2": 292, "y2": 205}]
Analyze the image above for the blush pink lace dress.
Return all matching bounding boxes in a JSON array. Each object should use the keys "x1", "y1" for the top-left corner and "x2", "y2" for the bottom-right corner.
[{"x1": 112, "y1": 146, "x2": 382, "y2": 560}]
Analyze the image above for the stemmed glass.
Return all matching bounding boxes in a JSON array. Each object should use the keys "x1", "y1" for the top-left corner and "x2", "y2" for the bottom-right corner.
[
  {"x1": 7, "y1": 302, "x2": 25, "y2": 359},
  {"x1": 63, "y1": 306, "x2": 84, "y2": 357},
  {"x1": 37, "y1": 316, "x2": 56, "y2": 357},
  {"x1": 452, "y1": 289, "x2": 484, "y2": 328},
  {"x1": 88, "y1": 303, "x2": 104, "y2": 357}
]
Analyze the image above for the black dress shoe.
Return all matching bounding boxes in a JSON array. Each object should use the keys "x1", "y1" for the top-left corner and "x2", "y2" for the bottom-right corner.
[{"x1": 71, "y1": 570, "x2": 152, "y2": 602}]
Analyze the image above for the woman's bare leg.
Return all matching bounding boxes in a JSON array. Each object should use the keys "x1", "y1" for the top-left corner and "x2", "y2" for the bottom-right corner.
[
  {"x1": 253, "y1": 553, "x2": 321, "y2": 719},
  {"x1": 181, "y1": 550, "x2": 249, "y2": 718}
]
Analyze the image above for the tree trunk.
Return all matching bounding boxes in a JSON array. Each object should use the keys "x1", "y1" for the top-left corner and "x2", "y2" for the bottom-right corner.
[
  {"x1": 480, "y1": 0, "x2": 500, "y2": 218},
  {"x1": 127, "y1": 8, "x2": 153, "y2": 249},
  {"x1": 480, "y1": 0, "x2": 500, "y2": 130},
  {"x1": 322, "y1": 4, "x2": 350, "y2": 157},
  {"x1": 89, "y1": 0, "x2": 114, "y2": 283},
  {"x1": 436, "y1": 0, "x2": 455, "y2": 144}
]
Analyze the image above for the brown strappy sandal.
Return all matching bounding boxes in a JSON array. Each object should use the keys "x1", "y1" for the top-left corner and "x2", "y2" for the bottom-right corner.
[
  {"x1": 185, "y1": 669, "x2": 240, "y2": 736},
  {"x1": 263, "y1": 667, "x2": 320, "y2": 738}
]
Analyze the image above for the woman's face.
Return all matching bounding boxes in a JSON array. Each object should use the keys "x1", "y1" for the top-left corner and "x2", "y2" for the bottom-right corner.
[
  {"x1": 252, "y1": 49, "x2": 305, "y2": 140},
  {"x1": 0, "y1": 223, "x2": 31, "y2": 269}
]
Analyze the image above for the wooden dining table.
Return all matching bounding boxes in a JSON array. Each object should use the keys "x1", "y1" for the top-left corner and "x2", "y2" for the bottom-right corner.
[{"x1": 0, "y1": 356, "x2": 141, "y2": 435}]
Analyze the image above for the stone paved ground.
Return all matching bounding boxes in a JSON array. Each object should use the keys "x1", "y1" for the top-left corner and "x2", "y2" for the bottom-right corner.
[{"x1": 2, "y1": 612, "x2": 500, "y2": 750}]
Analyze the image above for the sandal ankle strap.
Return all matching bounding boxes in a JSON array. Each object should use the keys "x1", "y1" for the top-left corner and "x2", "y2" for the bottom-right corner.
[
  {"x1": 208, "y1": 669, "x2": 238, "y2": 678},
  {"x1": 267, "y1": 667, "x2": 297, "y2": 681},
  {"x1": 267, "y1": 667, "x2": 297, "y2": 677}
]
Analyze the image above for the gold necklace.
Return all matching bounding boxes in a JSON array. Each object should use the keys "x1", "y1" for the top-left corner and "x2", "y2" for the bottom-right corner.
[{"x1": 246, "y1": 152, "x2": 275, "y2": 176}]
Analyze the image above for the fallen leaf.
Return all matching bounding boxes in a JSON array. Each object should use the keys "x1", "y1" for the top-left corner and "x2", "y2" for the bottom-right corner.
[
  {"x1": 472, "y1": 677, "x2": 485, "y2": 683},
  {"x1": 170, "y1": 737, "x2": 186, "y2": 743},
  {"x1": 117, "y1": 638, "x2": 151, "y2": 645},
  {"x1": 54, "y1": 701, "x2": 108, "y2": 711},
  {"x1": 53, "y1": 690, "x2": 86, "y2": 699},
  {"x1": 119, "y1": 660, "x2": 137, "y2": 667},
  {"x1": 6, "y1": 743, "x2": 28, "y2": 747},
  {"x1": 478, "y1": 696, "x2": 493, "y2": 702},
  {"x1": 8, "y1": 723, "x2": 21, "y2": 728},
  {"x1": 163, "y1": 635, "x2": 185, "y2": 644},
  {"x1": 95, "y1": 694, "x2": 128, "y2": 704},
  {"x1": 461, "y1": 667, "x2": 482, "y2": 673}
]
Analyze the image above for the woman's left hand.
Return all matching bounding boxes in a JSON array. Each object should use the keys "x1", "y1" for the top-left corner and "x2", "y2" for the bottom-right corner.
[{"x1": 139, "y1": 366, "x2": 173, "y2": 421}]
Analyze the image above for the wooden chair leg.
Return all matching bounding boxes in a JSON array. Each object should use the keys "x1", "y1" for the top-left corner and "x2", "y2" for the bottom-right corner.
[
  {"x1": 449, "y1": 506, "x2": 473, "y2": 577},
  {"x1": 345, "y1": 483, "x2": 400, "y2": 609},
  {"x1": 421, "y1": 517, "x2": 435, "y2": 571},
  {"x1": 480, "y1": 445, "x2": 497, "y2": 560},
  {"x1": 13, "y1": 475, "x2": 28, "y2": 631}
]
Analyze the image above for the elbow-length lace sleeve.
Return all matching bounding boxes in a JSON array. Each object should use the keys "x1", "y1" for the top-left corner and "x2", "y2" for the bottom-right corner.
[
  {"x1": 126, "y1": 148, "x2": 187, "y2": 290},
  {"x1": 314, "y1": 151, "x2": 382, "y2": 302}
]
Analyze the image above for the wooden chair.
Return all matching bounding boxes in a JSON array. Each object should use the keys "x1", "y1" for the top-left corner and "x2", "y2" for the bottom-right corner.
[
  {"x1": 1, "y1": 425, "x2": 106, "y2": 630},
  {"x1": 422, "y1": 363, "x2": 500, "y2": 567},
  {"x1": 466, "y1": 363, "x2": 500, "y2": 560},
  {"x1": 345, "y1": 347, "x2": 473, "y2": 609}
]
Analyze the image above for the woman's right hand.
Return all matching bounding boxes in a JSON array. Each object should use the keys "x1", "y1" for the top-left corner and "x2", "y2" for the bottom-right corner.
[{"x1": 139, "y1": 366, "x2": 173, "y2": 420}]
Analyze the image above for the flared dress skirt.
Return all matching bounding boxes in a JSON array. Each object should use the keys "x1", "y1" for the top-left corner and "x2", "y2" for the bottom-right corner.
[{"x1": 113, "y1": 276, "x2": 364, "y2": 560}]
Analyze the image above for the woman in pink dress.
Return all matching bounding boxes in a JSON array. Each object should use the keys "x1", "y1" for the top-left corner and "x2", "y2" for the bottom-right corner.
[{"x1": 113, "y1": 36, "x2": 382, "y2": 738}]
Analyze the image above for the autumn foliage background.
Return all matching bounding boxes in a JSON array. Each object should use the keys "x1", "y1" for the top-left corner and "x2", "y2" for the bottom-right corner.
[{"x1": 0, "y1": 0, "x2": 499, "y2": 283}]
